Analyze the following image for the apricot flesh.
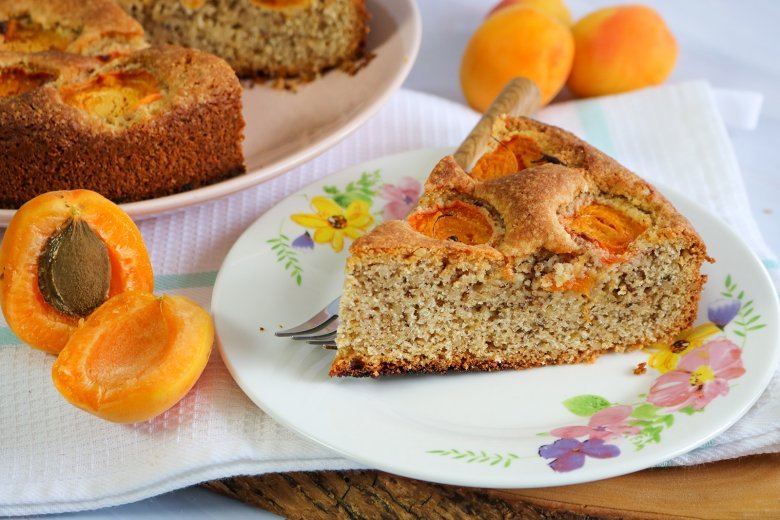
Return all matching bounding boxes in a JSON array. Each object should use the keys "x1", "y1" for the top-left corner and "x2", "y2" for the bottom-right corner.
[
  {"x1": 409, "y1": 201, "x2": 494, "y2": 246},
  {"x1": 471, "y1": 135, "x2": 553, "y2": 180},
  {"x1": 52, "y1": 291, "x2": 213, "y2": 424},
  {"x1": 564, "y1": 204, "x2": 648, "y2": 255},
  {"x1": 0, "y1": 68, "x2": 56, "y2": 97},
  {"x1": 0, "y1": 190, "x2": 154, "y2": 354},
  {"x1": 0, "y1": 19, "x2": 72, "y2": 53},
  {"x1": 567, "y1": 5, "x2": 678, "y2": 97},
  {"x1": 60, "y1": 70, "x2": 162, "y2": 124},
  {"x1": 461, "y1": 6, "x2": 574, "y2": 110}
]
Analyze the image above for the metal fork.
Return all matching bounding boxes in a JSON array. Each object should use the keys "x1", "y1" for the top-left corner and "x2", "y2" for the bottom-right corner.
[
  {"x1": 275, "y1": 296, "x2": 341, "y2": 348},
  {"x1": 276, "y1": 78, "x2": 540, "y2": 349}
]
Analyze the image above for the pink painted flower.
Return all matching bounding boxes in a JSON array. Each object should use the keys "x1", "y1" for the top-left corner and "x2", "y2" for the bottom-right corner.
[
  {"x1": 379, "y1": 177, "x2": 421, "y2": 220},
  {"x1": 647, "y1": 339, "x2": 746, "y2": 411},
  {"x1": 550, "y1": 405, "x2": 640, "y2": 441}
]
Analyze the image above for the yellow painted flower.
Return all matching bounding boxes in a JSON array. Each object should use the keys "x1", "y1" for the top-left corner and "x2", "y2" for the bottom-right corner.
[
  {"x1": 290, "y1": 196, "x2": 374, "y2": 253},
  {"x1": 646, "y1": 323, "x2": 721, "y2": 373}
]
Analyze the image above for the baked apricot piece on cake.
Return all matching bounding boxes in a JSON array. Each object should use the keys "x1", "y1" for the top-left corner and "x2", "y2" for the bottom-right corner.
[
  {"x1": 331, "y1": 117, "x2": 708, "y2": 377},
  {"x1": 0, "y1": 0, "x2": 147, "y2": 57}
]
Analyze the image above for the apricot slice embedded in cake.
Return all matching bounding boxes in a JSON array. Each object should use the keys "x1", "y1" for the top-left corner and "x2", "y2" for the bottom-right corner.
[
  {"x1": 0, "y1": 17, "x2": 72, "y2": 52},
  {"x1": 0, "y1": 66, "x2": 56, "y2": 97},
  {"x1": 59, "y1": 69, "x2": 162, "y2": 124},
  {"x1": 0, "y1": 190, "x2": 154, "y2": 354},
  {"x1": 471, "y1": 133, "x2": 565, "y2": 181},
  {"x1": 408, "y1": 201, "x2": 495, "y2": 245}
]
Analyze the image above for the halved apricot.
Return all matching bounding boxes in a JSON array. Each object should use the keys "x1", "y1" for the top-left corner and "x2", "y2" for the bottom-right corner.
[
  {"x1": 0, "y1": 190, "x2": 154, "y2": 354},
  {"x1": 0, "y1": 19, "x2": 72, "y2": 53},
  {"x1": 564, "y1": 204, "x2": 648, "y2": 255},
  {"x1": 59, "y1": 70, "x2": 162, "y2": 124},
  {"x1": 0, "y1": 67, "x2": 56, "y2": 97},
  {"x1": 408, "y1": 201, "x2": 494, "y2": 246},
  {"x1": 52, "y1": 291, "x2": 213, "y2": 424}
]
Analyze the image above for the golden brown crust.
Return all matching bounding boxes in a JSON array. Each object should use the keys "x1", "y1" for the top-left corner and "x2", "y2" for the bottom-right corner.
[
  {"x1": 330, "y1": 342, "x2": 638, "y2": 378},
  {"x1": 351, "y1": 117, "x2": 708, "y2": 264},
  {"x1": 0, "y1": 0, "x2": 147, "y2": 56},
  {"x1": 0, "y1": 45, "x2": 245, "y2": 207}
]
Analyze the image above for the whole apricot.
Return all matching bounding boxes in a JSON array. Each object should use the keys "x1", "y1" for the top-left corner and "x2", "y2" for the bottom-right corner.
[
  {"x1": 487, "y1": 0, "x2": 572, "y2": 26},
  {"x1": 461, "y1": 6, "x2": 574, "y2": 110},
  {"x1": 567, "y1": 5, "x2": 678, "y2": 97},
  {"x1": 52, "y1": 291, "x2": 213, "y2": 424}
]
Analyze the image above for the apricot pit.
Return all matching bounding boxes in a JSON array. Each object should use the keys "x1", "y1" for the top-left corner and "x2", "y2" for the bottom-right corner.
[{"x1": 38, "y1": 219, "x2": 111, "y2": 318}]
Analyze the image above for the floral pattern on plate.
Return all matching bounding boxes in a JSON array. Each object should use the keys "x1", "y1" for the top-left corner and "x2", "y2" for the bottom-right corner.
[
  {"x1": 266, "y1": 170, "x2": 422, "y2": 285},
  {"x1": 429, "y1": 274, "x2": 767, "y2": 473}
]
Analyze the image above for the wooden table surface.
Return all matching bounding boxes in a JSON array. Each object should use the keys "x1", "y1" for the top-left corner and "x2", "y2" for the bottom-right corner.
[{"x1": 202, "y1": 454, "x2": 780, "y2": 519}]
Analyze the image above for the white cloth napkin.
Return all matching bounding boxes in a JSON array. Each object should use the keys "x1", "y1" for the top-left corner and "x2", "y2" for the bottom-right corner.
[{"x1": 0, "y1": 82, "x2": 777, "y2": 515}]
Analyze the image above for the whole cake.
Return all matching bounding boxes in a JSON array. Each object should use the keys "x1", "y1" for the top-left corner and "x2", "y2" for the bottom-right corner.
[
  {"x1": 0, "y1": 45, "x2": 245, "y2": 208},
  {"x1": 331, "y1": 116, "x2": 709, "y2": 377},
  {"x1": 116, "y1": 0, "x2": 370, "y2": 79}
]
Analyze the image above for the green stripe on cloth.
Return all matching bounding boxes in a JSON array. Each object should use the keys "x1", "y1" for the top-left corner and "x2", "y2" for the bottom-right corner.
[
  {"x1": 154, "y1": 271, "x2": 218, "y2": 291},
  {"x1": 0, "y1": 271, "x2": 217, "y2": 347},
  {"x1": 0, "y1": 327, "x2": 20, "y2": 346},
  {"x1": 576, "y1": 102, "x2": 617, "y2": 158}
]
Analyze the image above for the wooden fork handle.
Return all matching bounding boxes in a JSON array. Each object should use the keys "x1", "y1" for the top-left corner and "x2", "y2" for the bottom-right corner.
[{"x1": 452, "y1": 78, "x2": 541, "y2": 172}]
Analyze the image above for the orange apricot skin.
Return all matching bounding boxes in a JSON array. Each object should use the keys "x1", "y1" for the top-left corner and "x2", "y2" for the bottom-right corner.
[
  {"x1": 567, "y1": 5, "x2": 678, "y2": 98},
  {"x1": 487, "y1": 0, "x2": 572, "y2": 26},
  {"x1": 461, "y1": 6, "x2": 574, "y2": 110},
  {"x1": 52, "y1": 291, "x2": 213, "y2": 424},
  {"x1": 0, "y1": 190, "x2": 154, "y2": 354}
]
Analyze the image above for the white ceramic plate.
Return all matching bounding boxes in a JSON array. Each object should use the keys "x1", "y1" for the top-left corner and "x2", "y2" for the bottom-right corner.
[
  {"x1": 0, "y1": 0, "x2": 420, "y2": 226},
  {"x1": 212, "y1": 148, "x2": 780, "y2": 488}
]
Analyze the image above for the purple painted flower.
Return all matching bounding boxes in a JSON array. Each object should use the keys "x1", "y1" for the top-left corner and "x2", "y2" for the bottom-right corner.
[
  {"x1": 379, "y1": 177, "x2": 421, "y2": 220},
  {"x1": 291, "y1": 231, "x2": 314, "y2": 250},
  {"x1": 538, "y1": 438, "x2": 620, "y2": 472},
  {"x1": 708, "y1": 298, "x2": 742, "y2": 328}
]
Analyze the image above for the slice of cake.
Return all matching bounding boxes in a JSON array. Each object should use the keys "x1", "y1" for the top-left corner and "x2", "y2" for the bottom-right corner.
[
  {"x1": 331, "y1": 116, "x2": 709, "y2": 377},
  {"x1": 0, "y1": 0, "x2": 147, "y2": 57},
  {"x1": 0, "y1": 45, "x2": 245, "y2": 208},
  {"x1": 116, "y1": 0, "x2": 369, "y2": 80}
]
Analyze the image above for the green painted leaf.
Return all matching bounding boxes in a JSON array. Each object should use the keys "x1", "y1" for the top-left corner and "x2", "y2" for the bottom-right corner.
[
  {"x1": 295, "y1": 274, "x2": 302, "y2": 286},
  {"x1": 721, "y1": 292, "x2": 733, "y2": 298},
  {"x1": 748, "y1": 324, "x2": 766, "y2": 331},
  {"x1": 661, "y1": 414, "x2": 674, "y2": 427},
  {"x1": 678, "y1": 406, "x2": 702, "y2": 416},
  {"x1": 746, "y1": 315, "x2": 760, "y2": 325},
  {"x1": 631, "y1": 403, "x2": 661, "y2": 419},
  {"x1": 562, "y1": 395, "x2": 611, "y2": 416},
  {"x1": 725, "y1": 274, "x2": 732, "y2": 288},
  {"x1": 743, "y1": 308, "x2": 754, "y2": 318},
  {"x1": 734, "y1": 330, "x2": 746, "y2": 338},
  {"x1": 738, "y1": 290, "x2": 745, "y2": 300}
]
